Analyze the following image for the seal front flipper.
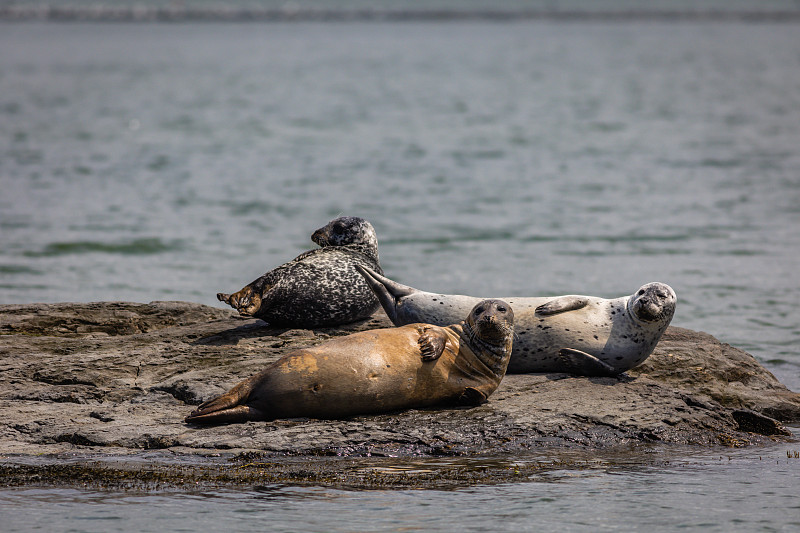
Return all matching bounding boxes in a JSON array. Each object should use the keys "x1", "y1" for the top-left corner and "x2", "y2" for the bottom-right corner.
[
  {"x1": 458, "y1": 387, "x2": 488, "y2": 406},
  {"x1": 557, "y1": 348, "x2": 618, "y2": 377},
  {"x1": 535, "y1": 296, "x2": 590, "y2": 316},
  {"x1": 417, "y1": 326, "x2": 448, "y2": 361}
]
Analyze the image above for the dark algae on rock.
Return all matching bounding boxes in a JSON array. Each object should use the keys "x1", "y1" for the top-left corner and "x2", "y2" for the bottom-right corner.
[{"x1": 1, "y1": 301, "x2": 798, "y2": 489}]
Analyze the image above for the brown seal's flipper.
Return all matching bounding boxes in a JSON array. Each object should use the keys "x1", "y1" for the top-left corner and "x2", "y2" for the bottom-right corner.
[
  {"x1": 535, "y1": 296, "x2": 590, "y2": 317},
  {"x1": 417, "y1": 326, "x2": 448, "y2": 361},
  {"x1": 185, "y1": 405, "x2": 264, "y2": 425},
  {"x1": 458, "y1": 387, "x2": 488, "y2": 406},
  {"x1": 557, "y1": 348, "x2": 618, "y2": 377},
  {"x1": 185, "y1": 378, "x2": 265, "y2": 424},
  {"x1": 355, "y1": 265, "x2": 415, "y2": 324}
]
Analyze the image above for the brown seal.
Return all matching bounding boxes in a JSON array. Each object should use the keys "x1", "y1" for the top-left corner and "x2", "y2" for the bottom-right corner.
[{"x1": 185, "y1": 299, "x2": 514, "y2": 424}]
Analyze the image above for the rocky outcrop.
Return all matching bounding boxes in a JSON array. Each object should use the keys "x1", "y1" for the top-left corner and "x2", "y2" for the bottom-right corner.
[{"x1": 1, "y1": 300, "x2": 797, "y2": 464}]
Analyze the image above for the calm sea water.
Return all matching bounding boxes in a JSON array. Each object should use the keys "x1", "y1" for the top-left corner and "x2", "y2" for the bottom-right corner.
[
  {"x1": 1, "y1": 436, "x2": 799, "y2": 532},
  {"x1": 1, "y1": 14, "x2": 799, "y2": 531}
]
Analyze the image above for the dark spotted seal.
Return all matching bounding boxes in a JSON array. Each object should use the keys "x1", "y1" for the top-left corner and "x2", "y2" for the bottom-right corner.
[
  {"x1": 217, "y1": 216, "x2": 383, "y2": 328},
  {"x1": 185, "y1": 299, "x2": 514, "y2": 424},
  {"x1": 356, "y1": 265, "x2": 676, "y2": 377}
]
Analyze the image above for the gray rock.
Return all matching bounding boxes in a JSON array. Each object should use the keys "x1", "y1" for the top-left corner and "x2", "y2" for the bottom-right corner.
[{"x1": 0, "y1": 301, "x2": 797, "y2": 462}]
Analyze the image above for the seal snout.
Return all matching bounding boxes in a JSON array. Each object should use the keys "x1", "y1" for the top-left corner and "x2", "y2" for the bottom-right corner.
[
  {"x1": 311, "y1": 228, "x2": 328, "y2": 247},
  {"x1": 631, "y1": 282, "x2": 677, "y2": 323}
]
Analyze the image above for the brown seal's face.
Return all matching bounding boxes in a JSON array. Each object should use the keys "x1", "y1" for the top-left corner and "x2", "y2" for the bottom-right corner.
[
  {"x1": 311, "y1": 216, "x2": 378, "y2": 249},
  {"x1": 465, "y1": 299, "x2": 515, "y2": 346},
  {"x1": 628, "y1": 282, "x2": 677, "y2": 325}
]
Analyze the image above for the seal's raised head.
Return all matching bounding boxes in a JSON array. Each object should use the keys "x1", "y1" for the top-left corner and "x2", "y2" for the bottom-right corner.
[
  {"x1": 311, "y1": 216, "x2": 378, "y2": 252},
  {"x1": 462, "y1": 299, "x2": 515, "y2": 375},
  {"x1": 466, "y1": 299, "x2": 514, "y2": 343},
  {"x1": 628, "y1": 282, "x2": 677, "y2": 325}
]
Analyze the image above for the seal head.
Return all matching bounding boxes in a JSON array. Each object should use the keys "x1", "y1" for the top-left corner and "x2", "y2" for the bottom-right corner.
[
  {"x1": 628, "y1": 282, "x2": 677, "y2": 325},
  {"x1": 311, "y1": 216, "x2": 379, "y2": 255},
  {"x1": 462, "y1": 299, "x2": 515, "y2": 373}
]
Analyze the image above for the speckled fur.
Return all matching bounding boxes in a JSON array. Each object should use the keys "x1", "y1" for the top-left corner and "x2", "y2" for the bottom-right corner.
[
  {"x1": 218, "y1": 217, "x2": 383, "y2": 328},
  {"x1": 357, "y1": 266, "x2": 677, "y2": 376}
]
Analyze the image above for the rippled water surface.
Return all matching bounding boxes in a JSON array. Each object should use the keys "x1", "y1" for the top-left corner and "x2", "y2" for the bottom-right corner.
[
  {"x1": 1, "y1": 12, "x2": 799, "y2": 531},
  {"x1": 2, "y1": 18, "x2": 798, "y2": 387}
]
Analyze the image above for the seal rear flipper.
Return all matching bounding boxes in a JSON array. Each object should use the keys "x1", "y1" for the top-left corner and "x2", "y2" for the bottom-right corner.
[
  {"x1": 458, "y1": 387, "x2": 488, "y2": 406},
  {"x1": 217, "y1": 285, "x2": 264, "y2": 317},
  {"x1": 185, "y1": 378, "x2": 260, "y2": 424},
  {"x1": 557, "y1": 348, "x2": 618, "y2": 377},
  {"x1": 535, "y1": 296, "x2": 590, "y2": 316},
  {"x1": 354, "y1": 265, "x2": 415, "y2": 324},
  {"x1": 417, "y1": 326, "x2": 448, "y2": 361},
  {"x1": 185, "y1": 405, "x2": 265, "y2": 425}
]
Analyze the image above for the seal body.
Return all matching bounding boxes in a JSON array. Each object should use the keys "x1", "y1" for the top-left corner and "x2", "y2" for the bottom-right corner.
[
  {"x1": 186, "y1": 300, "x2": 514, "y2": 424},
  {"x1": 357, "y1": 266, "x2": 676, "y2": 377},
  {"x1": 217, "y1": 216, "x2": 383, "y2": 328}
]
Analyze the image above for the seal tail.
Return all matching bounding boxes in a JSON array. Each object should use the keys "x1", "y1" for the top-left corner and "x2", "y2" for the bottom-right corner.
[
  {"x1": 354, "y1": 265, "x2": 415, "y2": 325},
  {"x1": 185, "y1": 377, "x2": 265, "y2": 425}
]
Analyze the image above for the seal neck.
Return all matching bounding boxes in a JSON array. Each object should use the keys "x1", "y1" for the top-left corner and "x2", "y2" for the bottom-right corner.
[{"x1": 344, "y1": 242, "x2": 380, "y2": 264}]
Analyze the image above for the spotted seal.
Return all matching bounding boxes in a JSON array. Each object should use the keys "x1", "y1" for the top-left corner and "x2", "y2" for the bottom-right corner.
[
  {"x1": 185, "y1": 299, "x2": 514, "y2": 424},
  {"x1": 356, "y1": 265, "x2": 676, "y2": 376},
  {"x1": 217, "y1": 216, "x2": 383, "y2": 328}
]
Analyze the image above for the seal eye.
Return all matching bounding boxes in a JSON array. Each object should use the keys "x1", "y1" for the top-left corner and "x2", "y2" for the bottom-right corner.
[
  {"x1": 497, "y1": 305, "x2": 507, "y2": 313},
  {"x1": 637, "y1": 290, "x2": 645, "y2": 296},
  {"x1": 474, "y1": 306, "x2": 485, "y2": 315},
  {"x1": 332, "y1": 223, "x2": 344, "y2": 234}
]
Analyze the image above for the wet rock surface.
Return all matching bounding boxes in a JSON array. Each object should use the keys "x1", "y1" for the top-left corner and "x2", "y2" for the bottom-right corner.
[{"x1": 1, "y1": 301, "x2": 798, "y2": 488}]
